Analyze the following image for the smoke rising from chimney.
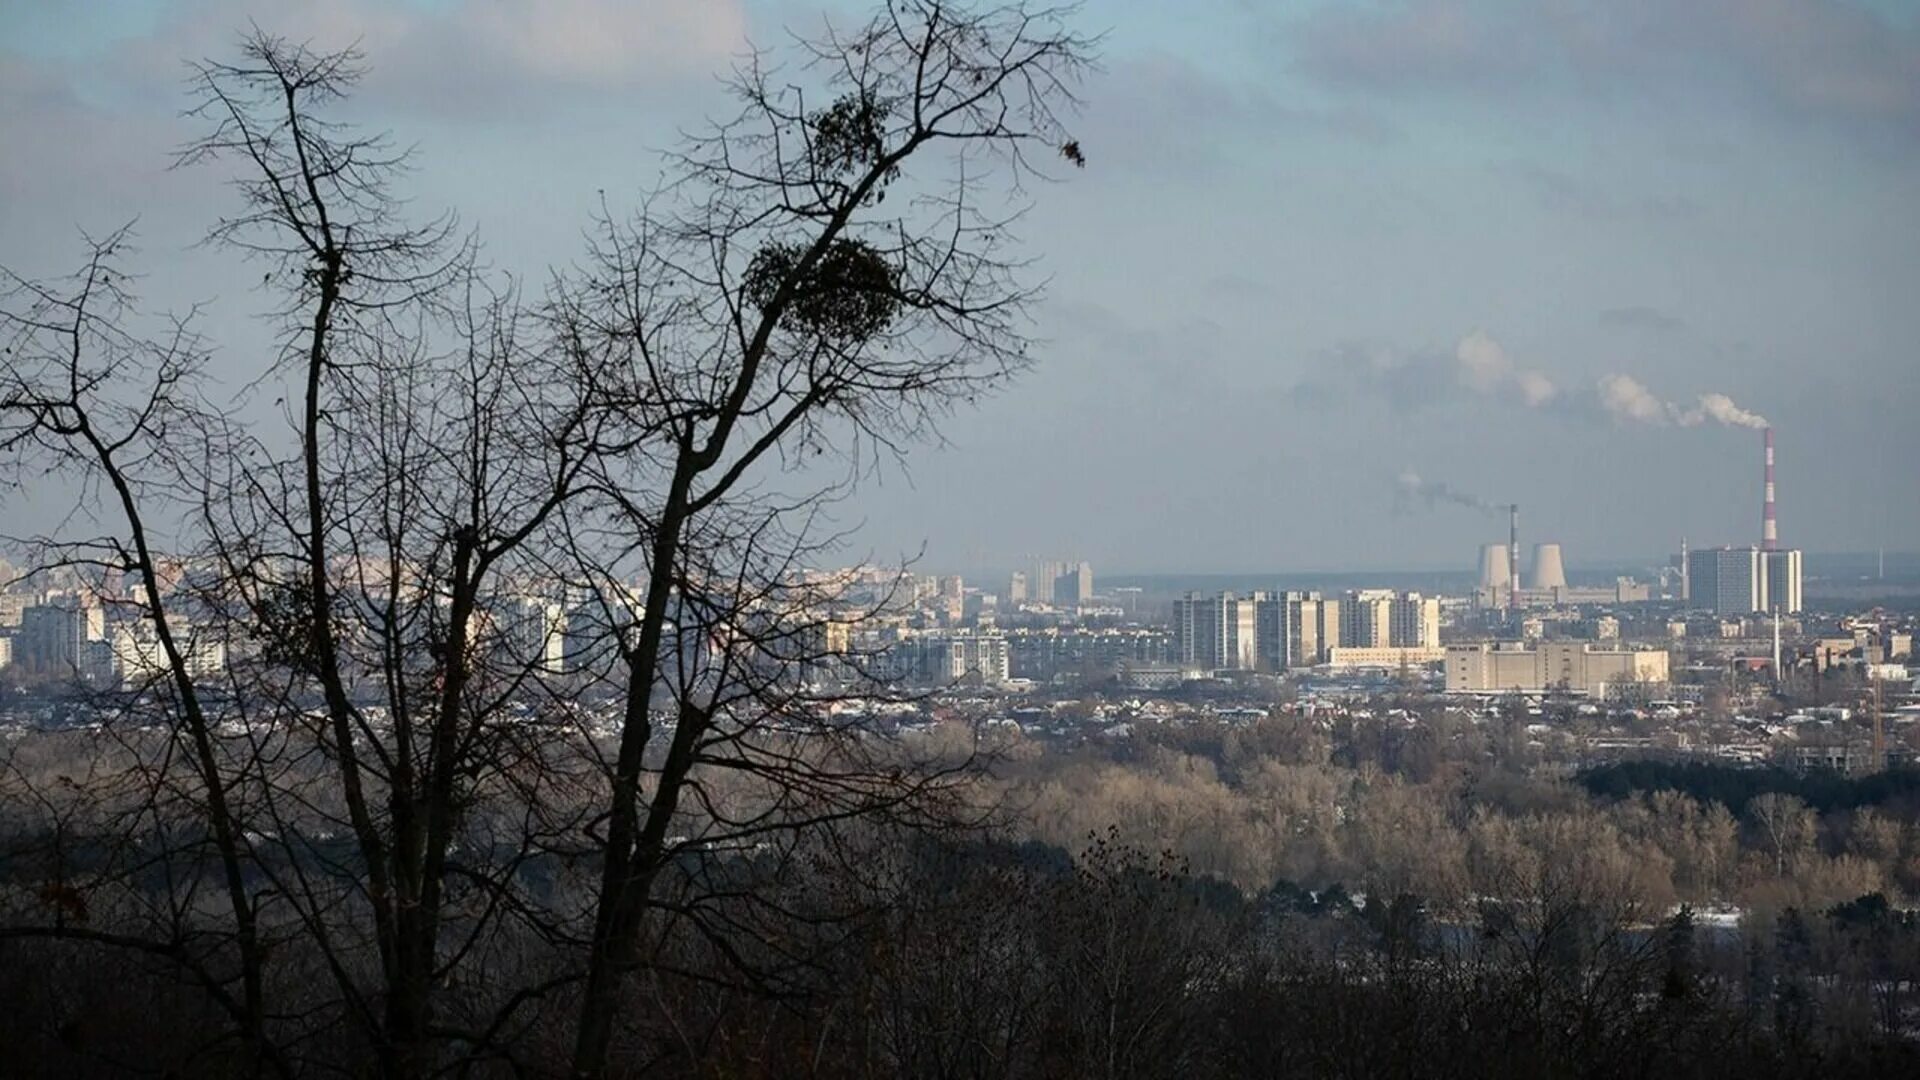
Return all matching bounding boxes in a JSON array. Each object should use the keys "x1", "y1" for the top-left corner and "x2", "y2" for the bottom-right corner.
[
  {"x1": 1596, "y1": 374, "x2": 1768, "y2": 429},
  {"x1": 1302, "y1": 331, "x2": 1772, "y2": 436},
  {"x1": 1683, "y1": 392, "x2": 1769, "y2": 429},
  {"x1": 1394, "y1": 470, "x2": 1499, "y2": 514}
]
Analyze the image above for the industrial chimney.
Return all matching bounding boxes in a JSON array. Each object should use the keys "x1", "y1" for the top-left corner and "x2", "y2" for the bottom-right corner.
[
  {"x1": 1508, "y1": 504, "x2": 1520, "y2": 610},
  {"x1": 1762, "y1": 427, "x2": 1777, "y2": 551}
]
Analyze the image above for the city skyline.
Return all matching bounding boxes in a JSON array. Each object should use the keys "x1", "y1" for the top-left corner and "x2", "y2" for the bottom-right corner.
[{"x1": 5, "y1": 1, "x2": 1918, "y2": 571}]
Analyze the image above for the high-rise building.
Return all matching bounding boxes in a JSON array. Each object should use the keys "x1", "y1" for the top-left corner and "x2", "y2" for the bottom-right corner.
[
  {"x1": 1173, "y1": 589, "x2": 1433, "y2": 672},
  {"x1": 1765, "y1": 549, "x2": 1803, "y2": 614},
  {"x1": 16, "y1": 602, "x2": 97, "y2": 677},
  {"x1": 109, "y1": 622, "x2": 226, "y2": 683},
  {"x1": 1007, "y1": 571, "x2": 1028, "y2": 604},
  {"x1": 1388, "y1": 593, "x2": 1442, "y2": 648},
  {"x1": 1170, "y1": 591, "x2": 1258, "y2": 670},
  {"x1": 903, "y1": 630, "x2": 1008, "y2": 684},
  {"x1": 1686, "y1": 547, "x2": 1765, "y2": 615},
  {"x1": 1031, "y1": 559, "x2": 1063, "y2": 603},
  {"x1": 1339, "y1": 591, "x2": 1394, "y2": 649},
  {"x1": 1054, "y1": 561, "x2": 1094, "y2": 604},
  {"x1": 1278, "y1": 592, "x2": 1343, "y2": 668},
  {"x1": 1253, "y1": 591, "x2": 1285, "y2": 671},
  {"x1": 493, "y1": 597, "x2": 568, "y2": 673},
  {"x1": 1337, "y1": 590, "x2": 1438, "y2": 649}
]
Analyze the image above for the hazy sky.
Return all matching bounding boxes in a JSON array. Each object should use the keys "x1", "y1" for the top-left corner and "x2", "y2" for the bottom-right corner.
[{"x1": 4, "y1": 0, "x2": 1918, "y2": 574}]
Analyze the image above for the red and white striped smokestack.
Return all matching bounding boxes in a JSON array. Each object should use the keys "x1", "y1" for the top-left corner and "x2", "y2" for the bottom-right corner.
[
  {"x1": 1508, "y1": 503, "x2": 1520, "y2": 610},
  {"x1": 1762, "y1": 427, "x2": 1777, "y2": 551}
]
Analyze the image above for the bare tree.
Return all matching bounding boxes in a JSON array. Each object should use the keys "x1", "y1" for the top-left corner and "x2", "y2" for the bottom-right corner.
[
  {"x1": 1, "y1": 3, "x2": 1091, "y2": 1076},
  {"x1": 0, "y1": 227, "x2": 288, "y2": 1076},
  {"x1": 543, "y1": 4, "x2": 1092, "y2": 1071},
  {"x1": 1747, "y1": 793, "x2": 1817, "y2": 880}
]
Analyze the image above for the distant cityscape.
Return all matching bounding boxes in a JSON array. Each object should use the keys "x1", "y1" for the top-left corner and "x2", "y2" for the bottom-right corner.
[{"x1": 4, "y1": 516, "x2": 1914, "y2": 775}]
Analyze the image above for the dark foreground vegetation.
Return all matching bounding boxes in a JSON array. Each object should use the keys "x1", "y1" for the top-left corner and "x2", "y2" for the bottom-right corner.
[
  {"x1": 5, "y1": 709, "x2": 1920, "y2": 1077},
  {"x1": 3, "y1": 828, "x2": 1918, "y2": 1078},
  {"x1": 1580, "y1": 759, "x2": 1920, "y2": 814}
]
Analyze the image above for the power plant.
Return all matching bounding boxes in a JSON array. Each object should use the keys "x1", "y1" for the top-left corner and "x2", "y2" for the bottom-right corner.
[
  {"x1": 1677, "y1": 424, "x2": 1804, "y2": 615},
  {"x1": 1529, "y1": 543, "x2": 1567, "y2": 590},
  {"x1": 1477, "y1": 544, "x2": 1512, "y2": 593},
  {"x1": 1465, "y1": 425, "x2": 1796, "y2": 611},
  {"x1": 1474, "y1": 536, "x2": 1572, "y2": 597},
  {"x1": 1470, "y1": 505, "x2": 1576, "y2": 605}
]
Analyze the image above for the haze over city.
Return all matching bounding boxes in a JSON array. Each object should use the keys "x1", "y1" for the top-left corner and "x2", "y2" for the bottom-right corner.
[{"x1": 7, "y1": 0, "x2": 1918, "y2": 572}]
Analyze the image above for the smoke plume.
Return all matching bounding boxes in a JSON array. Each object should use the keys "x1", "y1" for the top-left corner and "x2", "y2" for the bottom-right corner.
[
  {"x1": 1395, "y1": 470, "x2": 1499, "y2": 514},
  {"x1": 1597, "y1": 374, "x2": 1768, "y2": 429}
]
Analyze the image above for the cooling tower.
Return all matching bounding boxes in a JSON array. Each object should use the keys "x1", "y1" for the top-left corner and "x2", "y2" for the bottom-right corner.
[
  {"x1": 1478, "y1": 543, "x2": 1512, "y2": 591},
  {"x1": 1529, "y1": 543, "x2": 1568, "y2": 590}
]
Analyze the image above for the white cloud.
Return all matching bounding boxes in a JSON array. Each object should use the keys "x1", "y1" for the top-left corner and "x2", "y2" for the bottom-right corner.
[
  {"x1": 1454, "y1": 329, "x2": 1557, "y2": 405},
  {"x1": 91, "y1": 0, "x2": 749, "y2": 118},
  {"x1": 1289, "y1": 0, "x2": 1920, "y2": 149},
  {"x1": 1597, "y1": 373, "x2": 1671, "y2": 425}
]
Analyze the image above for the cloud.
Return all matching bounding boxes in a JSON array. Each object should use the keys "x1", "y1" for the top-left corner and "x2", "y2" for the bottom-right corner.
[
  {"x1": 1598, "y1": 305, "x2": 1686, "y2": 333},
  {"x1": 1291, "y1": 0, "x2": 1540, "y2": 93},
  {"x1": 1494, "y1": 162, "x2": 1703, "y2": 222},
  {"x1": 1285, "y1": 0, "x2": 1920, "y2": 150},
  {"x1": 1455, "y1": 329, "x2": 1558, "y2": 405},
  {"x1": 35, "y1": 0, "x2": 748, "y2": 122},
  {"x1": 1293, "y1": 340, "x2": 1450, "y2": 412},
  {"x1": 1294, "y1": 329, "x2": 1556, "y2": 412},
  {"x1": 1073, "y1": 52, "x2": 1398, "y2": 174},
  {"x1": 1454, "y1": 329, "x2": 1509, "y2": 393},
  {"x1": 1596, "y1": 373, "x2": 1672, "y2": 425},
  {"x1": 458, "y1": 0, "x2": 745, "y2": 82}
]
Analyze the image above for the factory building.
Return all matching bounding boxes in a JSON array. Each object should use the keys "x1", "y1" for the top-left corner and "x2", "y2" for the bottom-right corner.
[
  {"x1": 1326, "y1": 646, "x2": 1445, "y2": 670},
  {"x1": 1445, "y1": 642, "x2": 1670, "y2": 697}
]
